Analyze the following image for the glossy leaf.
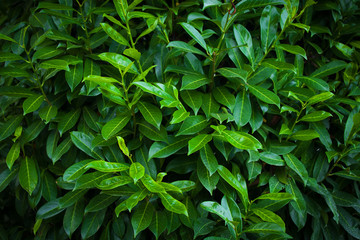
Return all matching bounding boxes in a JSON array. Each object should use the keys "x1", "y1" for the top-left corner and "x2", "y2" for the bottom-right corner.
[
  {"x1": 283, "y1": 154, "x2": 309, "y2": 184},
  {"x1": 159, "y1": 192, "x2": 188, "y2": 216},
  {"x1": 101, "y1": 115, "x2": 131, "y2": 140},
  {"x1": 129, "y1": 162, "x2": 145, "y2": 183},
  {"x1": 248, "y1": 85, "x2": 280, "y2": 107},
  {"x1": 137, "y1": 101, "x2": 162, "y2": 130},
  {"x1": 19, "y1": 157, "x2": 38, "y2": 195}
]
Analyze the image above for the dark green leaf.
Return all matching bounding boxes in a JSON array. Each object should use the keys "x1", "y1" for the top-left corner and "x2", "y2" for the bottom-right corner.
[{"x1": 19, "y1": 157, "x2": 38, "y2": 195}]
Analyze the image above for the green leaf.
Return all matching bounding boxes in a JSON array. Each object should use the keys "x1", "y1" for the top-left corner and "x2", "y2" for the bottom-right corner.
[
  {"x1": 85, "y1": 160, "x2": 129, "y2": 172},
  {"x1": 252, "y1": 208, "x2": 285, "y2": 230},
  {"x1": 307, "y1": 92, "x2": 334, "y2": 105},
  {"x1": 98, "y1": 52, "x2": 138, "y2": 74},
  {"x1": 193, "y1": 218, "x2": 216, "y2": 239},
  {"x1": 285, "y1": 178, "x2": 307, "y2": 227},
  {"x1": 101, "y1": 115, "x2": 131, "y2": 140},
  {"x1": 138, "y1": 120, "x2": 168, "y2": 142},
  {"x1": 217, "y1": 165, "x2": 249, "y2": 209},
  {"x1": 291, "y1": 129, "x2": 319, "y2": 141},
  {"x1": 59, "y1": 189, "x2": 87, "y2": 208},
  {"x1": 310, "y1": 60, "x2": 347, "y2": 78},
  {"x1": 244, "y1": 222, "x2": 284, "y2": 234},
  {"x1": 149, "y1": 211, "x2": 167, "y2": 239},
  {"x1": 115, "y1": 189, "x2": 148, "y2": 215},
  {"x1": 236, "y1": 0, "x2": 285, "y2": 11},
  {"x1": 100, "y1": 22, "x2": 129, "y2": 47},
  {"x1": 338, "y1": 207, "x2": 360, "y2": 239},
  {"x1": 234, "y1": 24, "x2": 255, "y2": 67},
  {"x1": 74, "y1": 172, "x2": 111, "y2": 190},
  {"x1": 135, "y1": 18, "x2": 158, "y2": 43},
  {"x1": 6, "y1": 143, "x2": 20, "y2": 170},
  {"x1": 200, "y1": 143, "x2": 218, "y2": 175},
  {"x1": 221, "y1": 130, "x2": 262, "y2": 150},
  {"x1": 0, "y1": 33, "x2": 17, "y2": 43},
  {"x1": 85, "y1": 194, "x2": 118, "y2": 213},
  {"x1": 19, "y1": 157, "x2": 38, "y2": 195},
  {"x1": 197, "y1": 161, "x2": 219, "y2": 195},
  {"x1": 299, "y1": 111, "x2": 332, "y2": 122},
  {"x1": 176, "y1": 116, "x2": 208, "y2": 136},
  {"x1": 124, "y1": 48, "x2": 141, "y2": 60},
  {"x1": 97, "y1": 176, "x2": 133, "y2": 190},
  {"x1": 36, "y1": 199, "x2": 64, "y2": 219},
  {"x1": 295, "y1": 76, "x2": 329, "y2": 91},
  {"x1": 149, "y1": 136, "x2": 189, "y2": 159},
  {"x1": 259, "y1": 152, "x2": 285, "y2": 166},
  {"x1": 0, "y1": 115, "x2": 23, "y2": 141},
  {"x1": 39, "y1": 59, "x2": 70, "y2": 71},
  {"x1": 63, "y1": 200, "x2": 84, "y2": 238},
  {"x1": 181, "y1": 90, "x2": 203, "y2": 115},
  {"x1": 0, "y1": 166, "x2": 19, "y2": 192},
  {"x1": 213, "y1": 87, "x2": 236, "y2": 112},
  {"x1": 167, "y1": 41, "x2": 206, "y2": 57},
  {"x1": 180, "y1": 22, "x2": 207, "y2": 52},
  {"x1": 141, "y1": 174, "x2": 165, "y2": 193},
  {"x1": 200, "y1": 201, "x2": 232, "y2": 222},
  {"x1": 0, "y1": 86, "x2": 35, "y2": 98},
  {"x1": 58, "y1": 109, "x2": 81, "y2": 136},
  {"x1": 137, "y1": 101, "x2": 162, "y2": 130},
  {"x1": 39, "y1": 105, "x2": 58, "y2": 123},
  {"x1": 181, "y1": 74, "x2": 211, "y2": 91},
  {"x1": 188, "y1": 134, "x2": 212, "y2": 155},
  {"x1": 256, "y1": 192, "x2": 294, "y2": 201},
  {"x1": 276, "y1": 44, "x2": 307, "y2": 59},
  {"x1": 216, "y1": 68, "x2": 248, "y2": 82},
  {"x1": 52, "y1": 137, "x2": 73, "y2": 163},
  {"x1": 129, "y1": 162, "x2": 145, "y2": 183},
  {"x1": 262, "y1": 58, "x2": 296, "y2": 72},
  {"x1": 113, "y1": 0, "x2": 128, "y2": 23},
  {"x1": 248, "y1": 85, "x2": 280, "y2": 107},
  {"x1": 131, "y1": 201, "x2": 154, "y2": 237},
  {"x1": 234, "y1": 90, "x2": 252, "y2": 127},
  {"x1": 159, "y1": 192, "x2": 188, "y2": 216},
  {"x1": 260, "y1": 6, "x2": 279, "y2": 52},
  {"x1": 283, "y1": 154, "x2": 309, "y2": 184},
  {"x1": 70, "y1": 131, "x2": 103, "y2": 159},
  {"x1": 81, "y1": 209, "x2": 106, "y2": 239},
  {"x1": 0, "y1": 52, "x2": 24, "y2": 62},
  {"x1": 65, "y1": 62, "x2": 83, "y2": 92}
]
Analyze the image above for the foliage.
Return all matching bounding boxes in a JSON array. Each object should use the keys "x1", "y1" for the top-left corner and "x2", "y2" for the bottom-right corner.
[{"x1": 1, "y1": 0, "x2": 360, "y2": 239}]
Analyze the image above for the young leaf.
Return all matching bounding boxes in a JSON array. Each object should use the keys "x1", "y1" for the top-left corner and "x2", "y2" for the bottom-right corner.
[
  {"x1": 276, "y1": 44, "x2": 307, "y2": 59},
  {"x1": 295, "y1": 76, "x2": 329, "y2": 91},
  {"x1": 148, "y1": 136, "x2": 189, "y2": 159},
  {"x1": 129, "y1": 162, "x2": 145, "y2": 183},
  {"x1": 180, "y1": 22, "x2": 207, "y2": 52},
  {"x1": 141, "y1": 174, "x2": 165, "y2": 193},
  {"x1": 97, "y1": 176, "x2": 133, "y2": 190},
  {"x1": 221, "y1": 130, "x2": 262, "y2": 150},
  {"x1": 158, "y1": 192, "x2": 188, "y2": 216},
  {"x1": 299, "y1": 111, "x2": 332, "y2": 122},
  {"x1": 100, "y1": 22, "x2": 129, "y2": 47},
  {"x1": 167, "y1": 41, "x2": 206, "y2": 57}
]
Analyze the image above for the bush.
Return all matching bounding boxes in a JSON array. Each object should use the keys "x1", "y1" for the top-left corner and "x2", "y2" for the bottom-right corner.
[{"x1": 1, "y1": 0, "x2": 360, "y2": 239}]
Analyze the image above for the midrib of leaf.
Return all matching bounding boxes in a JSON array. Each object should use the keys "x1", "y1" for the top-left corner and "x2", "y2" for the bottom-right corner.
[
  {"x1": 39, "y1": 49, "x2": 59, "y2": 58},
  {"x1": 217, "y1": 88, "x2": 231, "y2": 107},
  {"x1": 71, "y1": 64, "x2": 77, "y2": 89},
  {"x1": 285, "y1": 154, "x2": 302, "y2": 178},
  {"x1": 185, "y1": 90, "x2": 196, "y2": 108},
  {"x1": 239, "y1": 91, "x2": 246, "y2": 124},
  {"x1": 289, "y1": 181, "x2": 303, "y2": 212},
  {"x1": 70, "y1": 202, "x2": 78, "y2": 232},
  {"x1": 137, "y1": 201, "x2": 149, "y2": 233},
  {"x1": 223, "y1": 131, "x2": 252, "y2": 149},
  {"x1": 45, "y1": 106, "x2": 53, "y2": 120},
  {"x1": 26, "y1": 158, "x2": 31, "y2": 192},
  {"x1": 84, "y1": 212, "x2": 97, "y2": 237}
]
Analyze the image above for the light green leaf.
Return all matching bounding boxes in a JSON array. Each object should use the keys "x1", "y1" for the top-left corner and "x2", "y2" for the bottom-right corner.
[
  {"x1": 299, "y1": 111, "x2": 332, "y2": 122},
  {"x1": 97, "y1": 176, "x2": 133, "y2": 190},
  {"x1": 248, "y1": 84, "x2": 280, "y2": 107},
  {"x1": 244, "y1": 222, "x2": 284, "y2": 234},
  {"x1": 252, "y1": 208, "x2": 285, "y2": 230},
  {"x1": 159, "y1": 192, "x2": 188, "y2": 216},
  {"x1": 167, "y1": 41, "x2": 206, "y2": 57},
  {"x1": 85, "y1": 160, "x2": 129, "y2": 172},
  {"x1": 262, "y1": 58, "x2": 296, "y2": 72},
  {"x1": 138, "y1": 121, "x2": 168, "y2": 142},
  {"x1": 129, "y1": 162, "x2": 145, "y2": 183},
  {"x1": 141, "y1": 174, "x2": 165, "y2": 193},
  {"x1": 216, "y1": 68, "x2": 248, "y2": 82},
  {"x1": 307, "y1": 92, "x2": 334, "y2": 105},
  {"x1": 283, "y1": 154, "x2": 309, "y2": 184},
  {"x1": 39, "y1": 59, "x2": 70, "y2": 71},
  {"x1": 100, "y1": 22, "x2": 129, "y2": 46},
  {"x1": 221, "y1": 130, "x2": 262, "y2": 150},
  {"x1": 217, "y1": 165, "x2": 249, "y2": 209},
  {"x1": 19, "y1": 157, "x2": 38, "y2": 195},
  {"x1": 101, "y1": 115, "x2": 131, "y2": 140},
  {"x1": 74, "y1": 172, "x2": 110, "y2": 190},
  {"x1": 200, "y1": 201, "x2": 232, "y2": 222},
  {"x1": 255, "y1": 192, "x2": 294, "y2": 201},
  {"x1": 259, "y1": 152, "x2": 285, "y2": 166},
  {"x1": 291, "y1": 129, "x2": 319, "y2": 141},
  {"x1": 188, "y1": 134, "x2": 212, "y2": 155},
  {"x1": 276, "y1": 44, "x2": 307, "y2": 59},
  {"x1": 180, "y1": 22, "x2": 207, "y2": 52},
  {"x1": 234, "y1": 24, "x2": 255, "y2": 67},
  {"x1": 0, "y1": 33, "x2": 17, "y2": 43},
  {"x1": 98, "y1": 52, "x2": 138, "y2": 74},
  {"x1": 6, "y1": 143, "x2": 20, "y2": 170},
  {"x1": 135, "y1": 18, "x2": 158, "y2": 43},
  {"x1": 0, "y1": 52, "x2": 25, "y2": 62},
  {"x1": 296, "y1": 76, "x2": 329, "y2": 91},
  {"x1": 260, "y1": 6, "x2": 279, "y2": 52},
  {"x1": 113, "y1": 0, "x2": 128, "y2": 23}
]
